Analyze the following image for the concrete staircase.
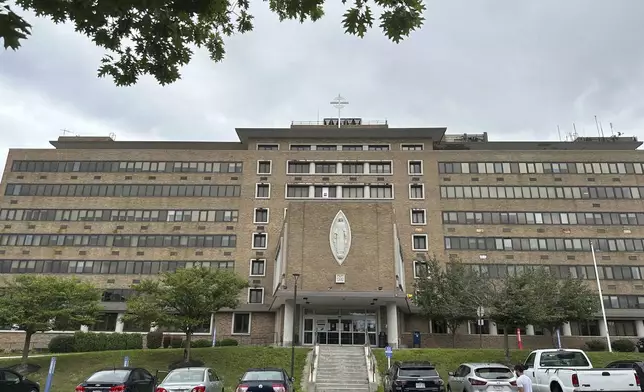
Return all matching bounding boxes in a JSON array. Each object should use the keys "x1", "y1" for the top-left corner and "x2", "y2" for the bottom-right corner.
[{"x1": 314, "y1": 346, "x2": 371, "y2": 392}]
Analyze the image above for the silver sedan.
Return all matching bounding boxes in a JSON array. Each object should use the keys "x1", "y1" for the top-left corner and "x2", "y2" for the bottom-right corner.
[
  {"x1": 447, "y1": 363, "x2": 517, "y2": 392},
  {"x1": 156, "y1": 367, "x2": 224, "y2": 392}
]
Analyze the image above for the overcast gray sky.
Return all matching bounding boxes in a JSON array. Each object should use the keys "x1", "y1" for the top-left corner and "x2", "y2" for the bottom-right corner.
[{"x1": 1, "y1": 0, "x2": 643, "y2": 171}]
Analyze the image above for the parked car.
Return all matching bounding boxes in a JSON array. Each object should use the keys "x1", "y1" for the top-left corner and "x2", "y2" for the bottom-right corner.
[
  {"x1": 235, "y1": 368, "x2": 295, "y2": 392},
  {"x1": 0, "y1": 367, "x2": 40, "y2": 392},
  {"x1": 75, "y1": 368, "x2": 156, "y2": 392},
  {"x1": 156, "y1": 367, "x2": 224, "y2": 392},
  {"x1": 447, "y1": 363, "x2": 517, "y2": 392},
  {"x1": 522, "y1": 349, "x2": 640, "y2": 392},
  {"x1": 383, "y1": 361, "x2": 445, "y2": 392},
  {"x1": 605, "y1": 360, "x2": 638, "y2": 369}
]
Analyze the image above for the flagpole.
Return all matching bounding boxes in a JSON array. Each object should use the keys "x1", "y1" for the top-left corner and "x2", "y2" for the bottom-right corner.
[{"x1": 591, "y1": 242, "x2": 612, "y2": 352}]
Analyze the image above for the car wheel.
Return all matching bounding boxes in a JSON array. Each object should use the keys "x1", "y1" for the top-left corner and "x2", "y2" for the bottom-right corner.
[{"x1": 29, "y1": 389, "x2": 38, "y2": 392}]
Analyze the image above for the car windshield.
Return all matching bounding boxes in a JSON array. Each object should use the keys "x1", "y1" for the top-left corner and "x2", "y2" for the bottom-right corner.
[
  {"x1": 539, "y1": 352, "x2": 590, "y2": 367},
  {"x1": 164, "y1": 369, "x2": 205, "y2": 383},
  {"x1": 86, "y1": 370, "x2": 130, "y2": 383},
  {"x1": 399, "y1": 368, "x2": 438, "y2": 377},
  {"x1": 475, "y1": 367, "x2": 513, "y2": 380},
  {"x1": 242, "y1": 371, "x2": 284, "y2": 381}
]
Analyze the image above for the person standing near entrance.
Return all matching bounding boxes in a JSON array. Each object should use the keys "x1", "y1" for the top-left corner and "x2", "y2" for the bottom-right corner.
[{"x1": 514, "y1": 364, "x2": 532, "y2": 392}]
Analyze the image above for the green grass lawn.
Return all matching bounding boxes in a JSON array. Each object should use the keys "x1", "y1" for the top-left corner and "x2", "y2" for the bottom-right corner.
[
  {"x1": 372, "y1": 348, "x2": 644, "y2": 390},
  {"x1": 0, "y1": 346, "x2": 311, "y2": 392}
]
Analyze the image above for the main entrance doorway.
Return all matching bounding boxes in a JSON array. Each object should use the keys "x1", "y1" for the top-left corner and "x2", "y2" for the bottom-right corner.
[{"x1": 302, "y1": 308, "x2": 378, "y2": 346}]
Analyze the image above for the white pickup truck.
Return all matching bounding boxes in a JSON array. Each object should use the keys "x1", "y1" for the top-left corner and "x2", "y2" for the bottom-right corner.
[{"x1": 522, "y1": 349, "x2": 639, "y2": 392}]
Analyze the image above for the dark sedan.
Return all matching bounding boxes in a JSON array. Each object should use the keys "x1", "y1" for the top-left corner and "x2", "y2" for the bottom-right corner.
[
  {"x1": 75, "y1": 368, "x2": 156, "y2": 392},
  {"x1": 0, "y1": 368, "x2": 39, "y2": 392},
  {"x1": 235, "y1": 368, "x2": 295, "y2": 392}
]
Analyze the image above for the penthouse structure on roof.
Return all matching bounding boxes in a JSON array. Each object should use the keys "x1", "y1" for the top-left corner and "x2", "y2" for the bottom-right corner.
[{"x1": 1, "y1": 114, "x2": 643, "y2": 350}]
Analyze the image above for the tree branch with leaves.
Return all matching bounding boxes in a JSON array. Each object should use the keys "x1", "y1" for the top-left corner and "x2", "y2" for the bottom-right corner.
[
  {"x1": 123, "y1": 267, "x2": 248, "y2": 361},
  {"x1": 1, "y1": 0, "x2": 426, "y2": 86},
  {"x1": 0, "y1": 275, "x2": 101, "y2": 364}
]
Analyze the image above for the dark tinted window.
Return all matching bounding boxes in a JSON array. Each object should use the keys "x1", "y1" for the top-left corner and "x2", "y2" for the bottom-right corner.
[
  {"x1": 474, "y1": 367, "x2": 513, "y2": 379},
  {"x1": 539, "y1": 352, "x2": 590, "y2": 367},
  {"x1": 398, "y1": 368, "x2": 438, "y2": 377},
  {"x1": 242, "y1": 371, "x2": 283, "y2": 381},
  {"x1": 87, "y1": 370, "x2": 130, "y2": 382}
]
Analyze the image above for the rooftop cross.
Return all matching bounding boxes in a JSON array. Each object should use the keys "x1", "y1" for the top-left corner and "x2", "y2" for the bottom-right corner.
[{"x1": 330, "y1": 94, "x2": 349, "y2": 128}]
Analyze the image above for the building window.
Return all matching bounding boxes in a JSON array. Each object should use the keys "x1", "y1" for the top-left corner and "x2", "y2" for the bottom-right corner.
[
  {"x1": 255, "y1": 184, "x2": 270, "y2": 199},
  {"x1": 408, "y1": 161, "x2": 423, "y2": 175},
  {"x1": 290, "y1": 145, "x2": 311, "y2": 151},
  {"x1": 368, "y1": 145, "x2": 389, "y2": 151},
  {"x1": 370, "y1": 185, "x2": 393, "y2": 199},
  {"x1": 413, "y1": 261, "x2": 429, "y2": 278},
  {"x1": 252, "y1": 233, "x2": 268, "y2": 249},
  {"x1": 250, "y1": 259, "x2": 266, "y2": 276},
  {"x1": 254, "y1": 208, "x2": 269, "y2": 224},
  {"x1": 232, "y1": 313, "x2": 250, "y2": 334},
  {"x1": 342, "y1": 145, "x2": 363, "y2": 151},
  {"x1": 342, "y1": 186, "x2": 364, "y2": 199},
  {"x1": 342, "y1": 163, "x2": 364, "y2": 174},
  {"x1": 608, "y1": 320, "x2": 637, "y2": 336},
  {"x1": 248, "y1": 288, "x2": 264, "y2": 304},
  {"x1": 287, "y1": 162, "x2": 311, "y2": 174},
  {"x1": 286, "y1": 185, "x2": 310, "y2": 198},
  {"x1": 369, "y1": 162, "x2": 392, "y2": 174},
  {"x1": 315, "y1": 163, "x2": 337, "y2": 174},
  {"x1": 257, "y1": 144, "x2": 279, "y2": 150},
  {"x1": 411, "y1": 209, "x2": 426, "y2": 225},
  {"x1": 257, "y1": 161, "x2": 272, "y2": 175},
  {"x1": 314, "y1": 186, "x2": 337, "y2": 198},
  {"x1": 409, "y1": 184, "x2": 425, "y2": 199},
  {"x1": 412, "y1": 234, "x2": 428, "y2": 251},
  {"x1": 316, "y1": 145, "x2": 337, "y2": 151},
  {"x1": 401, "y1": 144, "x2": 423, "y2": 151},
  {"x1": 572, "y1": 320, "x2": 600, "y2": 336}
]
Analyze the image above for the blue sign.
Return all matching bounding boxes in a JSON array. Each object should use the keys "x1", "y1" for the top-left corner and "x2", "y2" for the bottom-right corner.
[
  {"x1": 44, "y1": 357, "x2": 57, "y2": 392},
  {"x1": 123, "y1": 356, "x2": 130, "y2": 367},
  {"x1": 385, "y1": 346, "x2": 393, "y2": 358}
]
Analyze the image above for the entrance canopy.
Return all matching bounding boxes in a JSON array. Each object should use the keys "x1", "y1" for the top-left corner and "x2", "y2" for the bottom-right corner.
[{"x1": 269, "y1": 290, "x2": 411, "y2": 312}]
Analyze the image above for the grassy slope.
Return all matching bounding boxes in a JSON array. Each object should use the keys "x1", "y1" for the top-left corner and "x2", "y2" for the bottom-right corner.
[
  {"x1": 373, "y1": 348, "x2": 644, "y2": 389},
  {"x1": 0, "y1": 347, "x2": 310, "y2": 392}
]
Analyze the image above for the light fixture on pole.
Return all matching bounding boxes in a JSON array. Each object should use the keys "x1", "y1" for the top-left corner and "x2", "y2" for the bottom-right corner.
[
  {"x1": 290, "y1": 273, "x2": 301, "y2": 378},
  {"x1": 591, "y1": 242, "x2": 612, "y2": 352}
]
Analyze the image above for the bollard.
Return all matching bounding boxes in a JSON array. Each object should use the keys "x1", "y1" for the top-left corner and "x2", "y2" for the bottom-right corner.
[
  {"x1": 123, "y1": 356, "x2": 130, "y2": 367},
  {"x1": 44, "y1": 357, "x2": 57, "y2": 392}
]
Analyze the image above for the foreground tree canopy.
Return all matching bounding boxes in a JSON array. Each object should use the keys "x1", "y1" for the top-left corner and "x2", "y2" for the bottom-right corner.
[{"x1": 1, "y1": 0, "x2": 426, "y2": 86}]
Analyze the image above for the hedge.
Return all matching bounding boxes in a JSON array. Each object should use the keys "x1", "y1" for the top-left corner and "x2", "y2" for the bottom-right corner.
[{"x1": 48, "y1": 332, "x2": 143, "y2": 353}]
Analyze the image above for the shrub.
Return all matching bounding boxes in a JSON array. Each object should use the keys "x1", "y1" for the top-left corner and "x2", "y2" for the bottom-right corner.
[
  {"x1": 73, "y1": 332, "x2": 143, "y2": 352},
  {"x1": 168, "y1": 359, "x2": 205, "y2": 370},
  {"x1": 169, "y1": 337, "x2": 184, "y2": 349},
  {"x1": 162, "y1": 335, "x2": 172, "y2": 348},
  {"x1": 190, "y1": 339, "x2": 212, "y2": 348},
  {"x1": 612, "y1": 339, "x2": 636, "y2": 352},
  {"x1": 48, "y1": 335, "x2": 76, "y2": 353},
  {"x1": 216, "y1": 338, "x2": 239, "y2": 347},
  {"x1": 147, "y1": 331, "x2": 163, "y2": 349},
  {"x1": 585, "y1": 339, "x2": 607, "y2": 351}
]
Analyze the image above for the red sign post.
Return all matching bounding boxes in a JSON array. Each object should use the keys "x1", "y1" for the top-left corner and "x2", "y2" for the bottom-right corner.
[{"x1": 516, "y1": 328, "x2": 523, "y2": 349}]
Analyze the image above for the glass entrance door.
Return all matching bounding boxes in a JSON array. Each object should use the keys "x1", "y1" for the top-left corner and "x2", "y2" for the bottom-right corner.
[{"x1": 301, "y1": 309, "x2": 379, "y2": 346}]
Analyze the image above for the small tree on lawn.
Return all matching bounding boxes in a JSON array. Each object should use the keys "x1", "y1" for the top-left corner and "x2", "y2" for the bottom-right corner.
[
  {"x1": 123, "y1": 267, "x2": 248, "y2": 361},
  {"x1": 413, "y1": 256, "x2": 488, "y2": 347},
  {"x1": 530, "y1": 268, "x2": 599, "y2": 343},
  {"x1": 0, "y1": 275, "x2": 101, "y2": 363}
]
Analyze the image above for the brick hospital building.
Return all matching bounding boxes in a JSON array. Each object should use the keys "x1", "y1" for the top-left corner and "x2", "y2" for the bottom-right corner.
[{"x1": 1, "y1": 117, "x2": 643, "y2": 349}]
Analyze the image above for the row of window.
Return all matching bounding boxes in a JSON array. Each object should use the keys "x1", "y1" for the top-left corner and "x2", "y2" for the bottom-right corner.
[
  {"x1": 5, "y1": 184, "x2": 241, "y2": 198},
  {"x1": 11, "y1": 160, "x2": 243, "y2": 173},
  {"x1": 439, "y1": 161, "x2": 644, "y2": 175},
  {"x1": 0, "y1": 208, "x2": 240, "y2": 223},
  {"x1": 460, "y1": 263, "x2": 644, "y2": 281},
  {"x1": 445, "y1": 237, "x2": 644, "y2": 252},
  {"x1": 442, "y1": 211, "x2": 644, "y2": 226},
  {"x1": 99, "y1": 286, "x2": 268, "y2": 305},
  {"x1": 440, "y1": 186, "x2": 644, "y2": 200},
  {"x1": 258, "y1": 143, "x2": 406, "y2": 151},
  {"x1": 0, "y1": 259, "x2": 234, "y2": 275},
  {"x1": 0, "y1": 234, "x2": 237, "y2": 248},
  {"x1": 283, "y1": 184, "x2": 396, "y2": 199},
  {"x1": 283, "y1": 161, "x2": 423, "y2": 175}
]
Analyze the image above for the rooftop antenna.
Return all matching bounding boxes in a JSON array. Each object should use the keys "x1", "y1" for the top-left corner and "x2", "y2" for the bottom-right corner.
[
  {"x1": 557, "y1": 125, "x2": 562, "y2": 141},
  {"x1": 572, "y1": 123, "x2": 579, "y2": 138},
  {"x1": 109, "y1": 132, "x2": 116, "y2": 140},
  {"x1": 61, "y1": 129, "x2": 78, "y2": 137},
  {"x1": 330, "y1": 94, "x2": 349, "y2": 128},
  {"x1": 610, "y1": 122, "x2": 615, "y2": 136}
]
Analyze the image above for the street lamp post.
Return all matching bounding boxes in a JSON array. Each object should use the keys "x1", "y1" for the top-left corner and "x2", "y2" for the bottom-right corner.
[
  {"x1": 290, "y1": 273, "x2": 301, "y2": 378},
  {"x1": 591, "y1": 243, "x2": 612, "y2": 352}
]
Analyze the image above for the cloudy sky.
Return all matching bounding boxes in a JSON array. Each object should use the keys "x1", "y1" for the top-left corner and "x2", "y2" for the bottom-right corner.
[{"x1": 1, "y1": 0, "x2": 643, "y2": 170}]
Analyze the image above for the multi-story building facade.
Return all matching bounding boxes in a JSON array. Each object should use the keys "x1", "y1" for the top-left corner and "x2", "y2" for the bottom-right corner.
[{"x1": 1, "y1": 118, "x2": 644, "y2": 350}]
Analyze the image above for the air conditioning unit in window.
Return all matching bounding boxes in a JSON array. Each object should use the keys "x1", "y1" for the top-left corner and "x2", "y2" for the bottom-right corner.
[{"x1": 322, "y1": 187, "x2": 329, "y2": 198}]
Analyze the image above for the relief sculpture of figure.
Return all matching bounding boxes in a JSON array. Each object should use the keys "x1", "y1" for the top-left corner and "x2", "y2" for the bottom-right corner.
[
  {"x1": 334, "y1": 219, "x2": 346, "y2": 258},
  {"x1": 330, "y1": 210, "x2": 352, "y2": 265}
]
